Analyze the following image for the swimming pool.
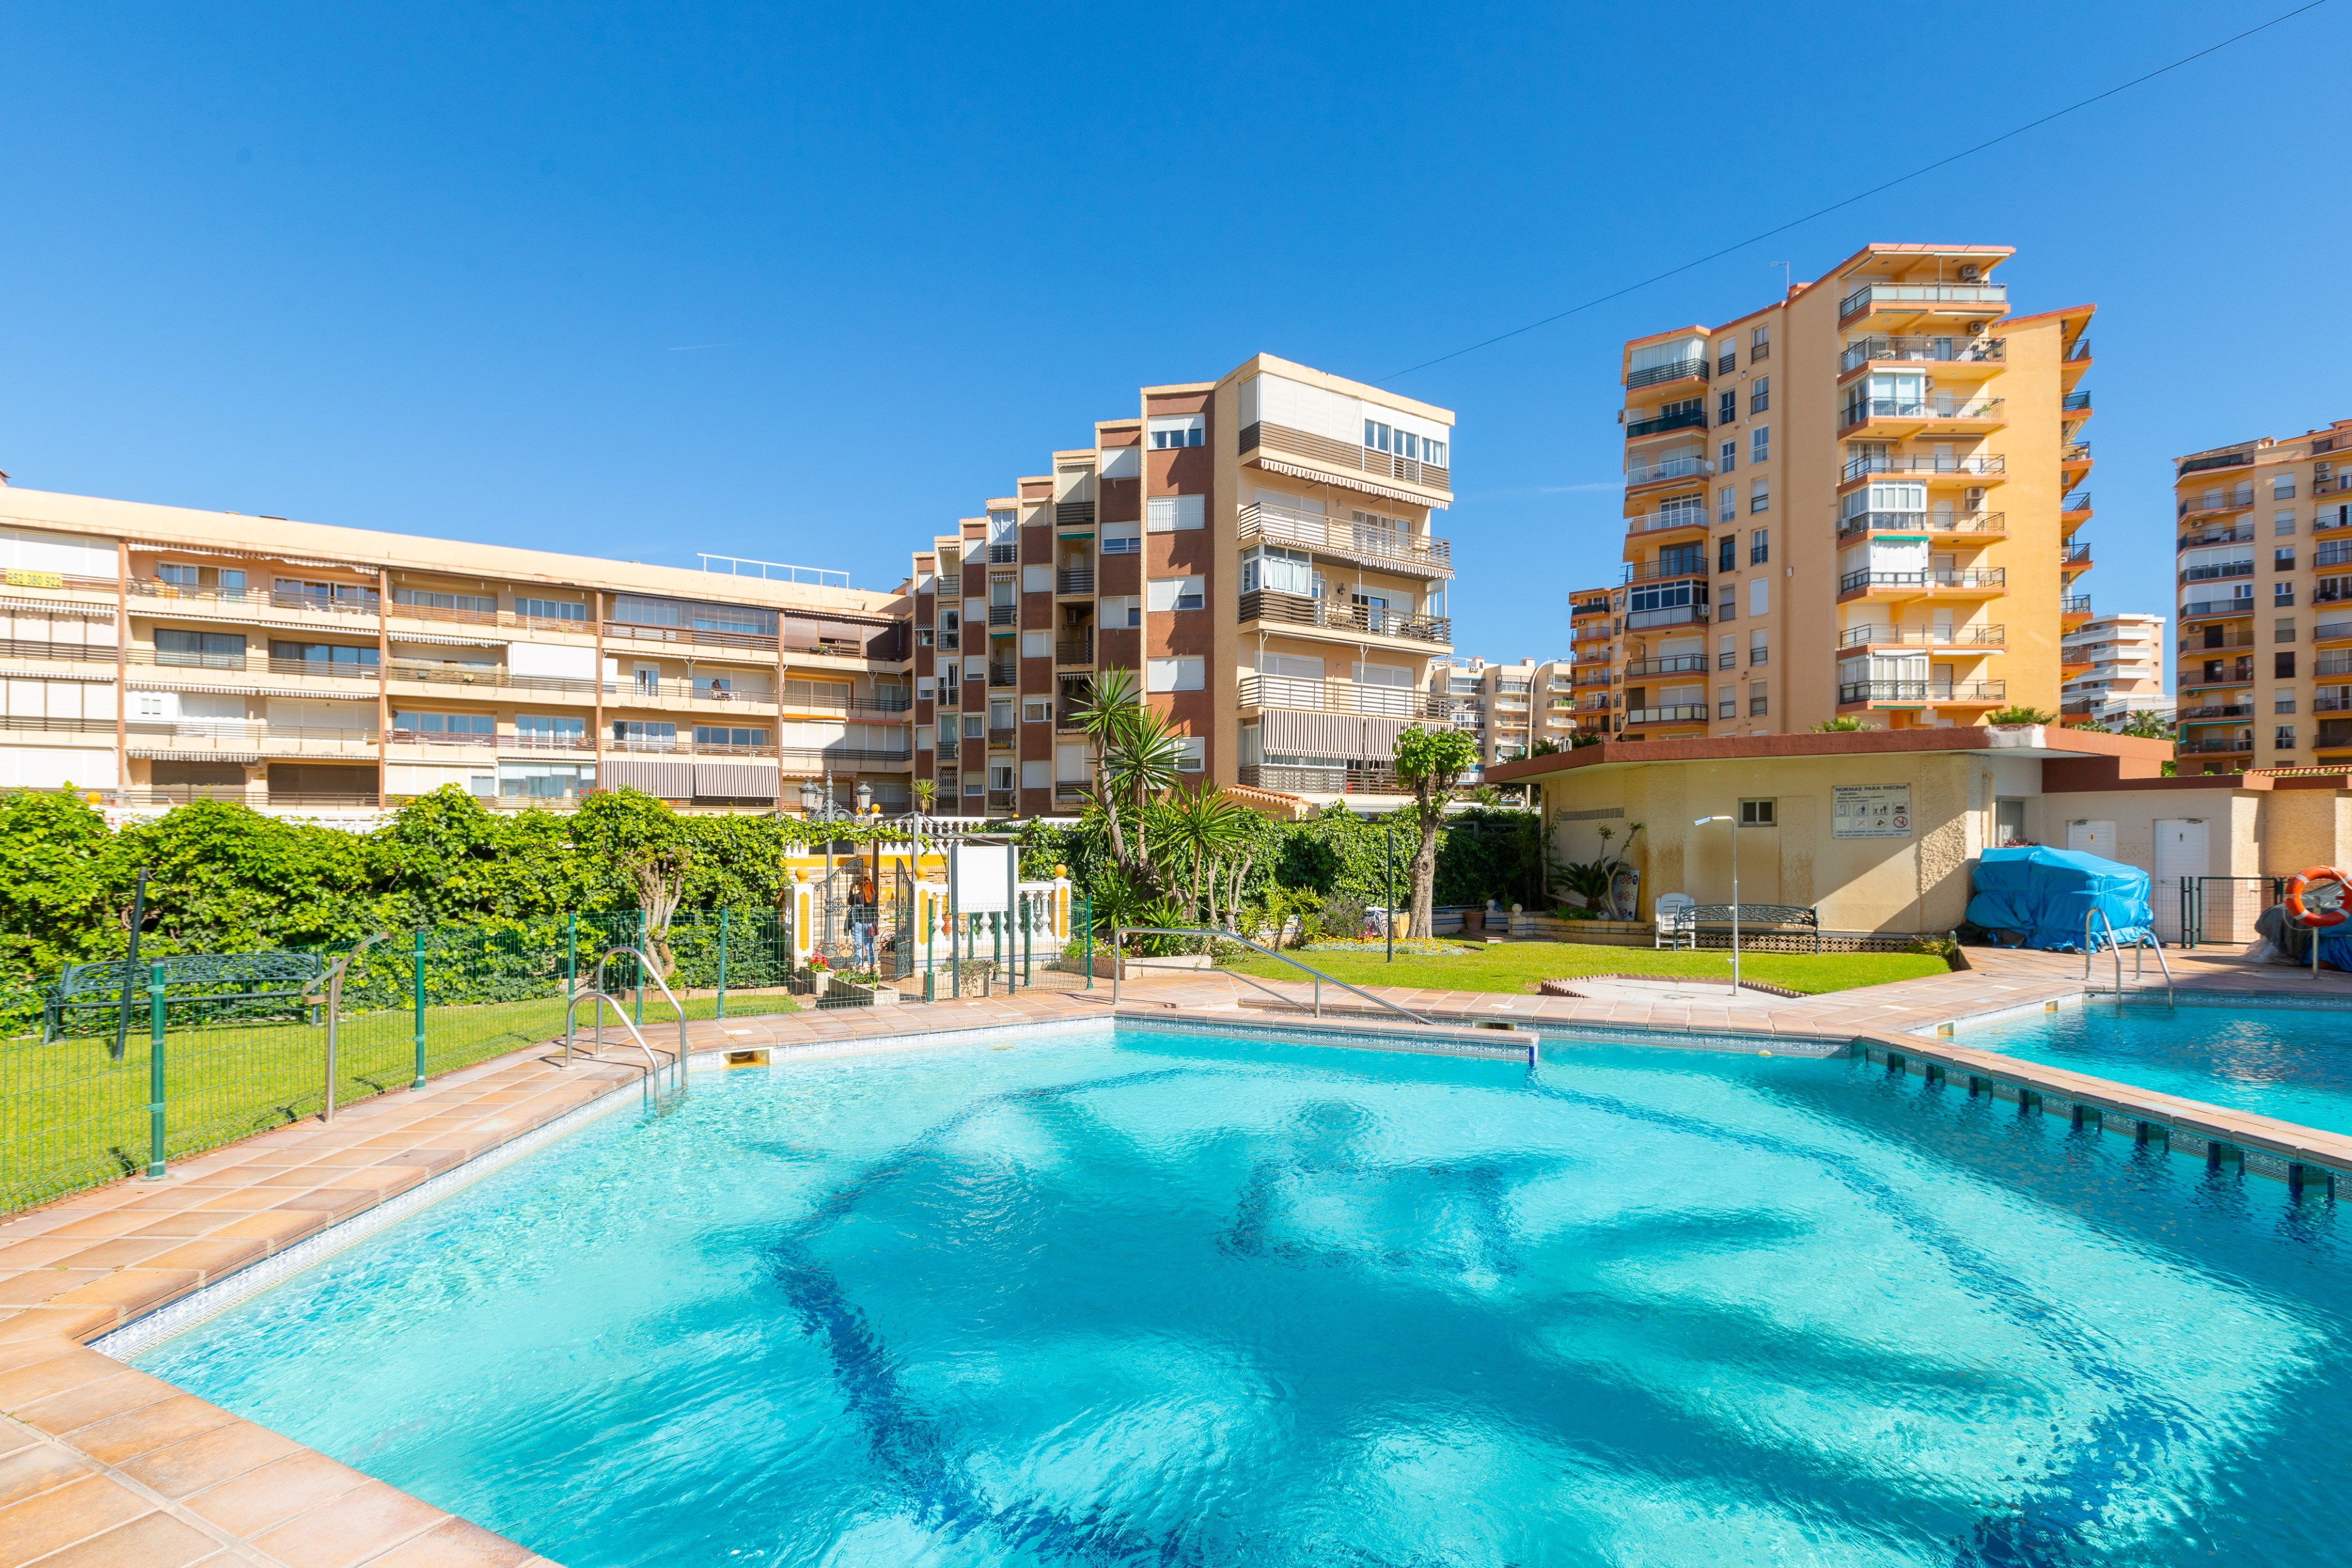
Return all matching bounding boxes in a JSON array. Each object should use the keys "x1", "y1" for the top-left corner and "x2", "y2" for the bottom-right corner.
[
  {"x1": 1961, "y1": 999, "x2": 2352, "y2": 1138},
  {"x1": 131, "y1": 1023, "x2": 2352, "y2": 1565}
]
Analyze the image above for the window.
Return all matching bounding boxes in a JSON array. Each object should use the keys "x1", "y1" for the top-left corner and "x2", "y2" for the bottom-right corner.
[
  {"x1": 2277, "y1": 693, "x2": 2298, "y2": 713},
  {"x1": 1717, "y1": 391, "x2": 1736, "y2": 426},
  {"x1": 1362, "y1": 420, "x2": 1445, "y2": 465},
  {"x1": 1102, "y1": 595, "x2": 1141, "y2": 628},
  {"x1": 916, "y1": 627, "x2": 935, "y2": 648},
  {"x1": 1147, "y1": 656, "x2": 1204, "y2": 692},
  {"x1": 962, "y1": 714, "x2": 984, "y2": 738},
  {"x1": 269, "y1": 640, "x2": 379, "y2": 672},
  {"x1": 986, "y1": 761, "x2": 1015, "y2": 792},
  {"x1": 1146, "y1": 494, "x2": 1204, "y2": 531},
  {"x1": 1749, "y1": 682, "x2": 1768, "y2": 717},
  {"x1": 392, "y1": 711, "x2": 495, "y2": 737},
  {"x1": 1148, "y1": 575, "x2": 1206, "y2": 612},
  {"x1": 1022, "y1": 564, "x2": 1052, "y2": 594},
  {"x1": 2277, "y1": 581, "x2": 2296, "y2": 606},
  {"x1": 611, "y1": 720, "x2": 677, "y2": 744},
  {"x1": 1240, "y1": 544, "x2": 1312, "y2": 596},
  {"x1": 1718, "y1": 441, "x2": 1736, "y2": 473},
  {"x1": 1718, "y1": 487, "x2": 1736, "y2": 523},
  {"x1": 987, "y1": 699, "x2": 1015, "y2": 732},
  {"x1": 1750, "y1": 479, "x2": 1770, "y2": 513},
  {"x1": 1740, "y1": 797, "x2": 1775, "y2": 825},
  {"x1": 1750, "y1": 527, "x2": 1769, "y2": 565},
  {"x1": 1750, "y1": 630, "x2": 1769, "y2": 665},
  {"x1": 1149, "y1": 415, "x2": 1205, "y2": 449},
  {"x1": 1717, "y1": 534, "x2": 1736, "y2": 573},
  {"x1": 2277, "y1": 510, "x2": 2299, "y2": 537},
  {"x1": 612, "y1": 595, "x2": 771, "y2": 635},
  {"x1": 1175, "y1": 736, "x2": 1205, "y2": 772},
  {"x1": 1750, "y1": 377, "x2": 1770, "y2": 415},
  {"x1": 515, "y1": 714, "x2": 586, "y2": 742},
  {"x1": 2277, "y1": 652, "x2": 2297, "y2": 678},
  {"x1": 1015, "y1": 629, "x2": 1045, "y2": 659},
  {"x1": 963, "y1": 774, "x2": 984, "y2": 797},
  {"x1": 154, "y1": 629, "x2": 245, "y2": 668},
  {"x1": 2277, "y1": 725, "x2": 2297, "y2": 749},
  {"x1": 2275, "y1": 475, "x2": 2299, "y2": 499},
  {"x1": 157, "y1": 563, "x2": 198, "y2": 588},
  {"x1": 1023, "y1": 697, "x2": 1051, "y2": 724},
  {"x1": 2277, "y1": 616, "x2": 2299, "y2": 643},
  {"x1": 1750, "y1": 426, "x2": 1769, "y2": 464},
  {"x1": 1102, "y1": 521, "x2": 1141, "y2": 555},
  {"x1": 1021, "y1": 758, "x2": 1051, "y2": 790},
  {"x1": 1718, "y1": 685, "x2": 1735, "y2": 720},
  {"x1": 1749, "y1": 577, "x2": 1768, "y2": 616},
  {"x1": 1749, "y1": 324, "x2": 1770, "y2": 359},
  {"x1": 915, "y1": 675, "x2": 935, "y2": 702},
  {"x1": 395, "y1": 587, "x2": 499, "y2": 614},
  {"x1": 1716, "y1": 339, "x2": 1735, "y2": 374},
  {"x1": 695, "y1": 725, "x2": 768, "y2": 748},
  {"x1": 2277, "y1": 548, "x2": 2296, "y2": 570}
]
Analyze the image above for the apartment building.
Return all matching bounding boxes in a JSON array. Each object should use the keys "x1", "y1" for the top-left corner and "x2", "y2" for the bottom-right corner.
[
  {"x1": 0, "y1": 483, "x2": 912, "y2": 816},
  {"x1": 906, "y1": 355, "x2": 1456, "y2": 814},
  {"x1": 1443, "y1": 653, "x2": 1578, "y2": 769},
  {"x1": 2174, "y1": 418, "x2": 2352, "y2": 772},
  {"x1": 2060, "y1": 611, "x2": 2167, "y2": 727},
  {"x1": 1610, "y1": 243, "x2": 2091, "y2": 739},
  {"x1": 1569, "y1": 588, "x2": 1614, "y2": 740}
]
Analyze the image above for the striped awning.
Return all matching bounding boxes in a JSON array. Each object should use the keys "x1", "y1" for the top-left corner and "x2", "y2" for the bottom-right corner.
[
  {"x1": 1261, "y1": 709, "x2": 1417, "y2": 760},
  {"x1": 693, "y1": 761, "x2": 777, "y2": 800},
  {"x1": 1247, "y1": 456, "x2": 1450, "y2": 512},
  {"x1": 600, "y1": 757, "x2": 696, "y2": 798}
]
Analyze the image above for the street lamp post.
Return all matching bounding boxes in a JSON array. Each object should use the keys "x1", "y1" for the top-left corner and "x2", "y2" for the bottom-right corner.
[
  {"x1": 1693, "y1": 814, "x2": 1739, "y2": 995},
  {"x1": 799, "y1": 772, "x2": 875, "y2": 958}
]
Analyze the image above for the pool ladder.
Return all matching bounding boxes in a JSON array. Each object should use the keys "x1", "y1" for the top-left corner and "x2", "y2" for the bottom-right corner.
[
  {"x1": 2084, "y1": 909, "x2": 2175, "y2": 1010},
  {"x1": 560, "y1": 945, "x2": 691, "y2": 1092}
]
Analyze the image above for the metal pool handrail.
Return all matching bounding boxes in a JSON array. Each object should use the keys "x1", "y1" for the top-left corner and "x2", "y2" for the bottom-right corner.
[
  {"x1": 563, "y1": 987, "x2": 679, "y2": 1082},
  {"x1": 594, "y1": 945, "x2": 691, "y2": 1072},
  {"x1": 2083, "y1": 909, "x2": 2175, "y2": 1009},
  {"x1": 1109, "y1": 925, "x2": 1432, "y2": 1026},
  {"x1": 298, "y1": 932, "x2": 390, "y2": 1122}
]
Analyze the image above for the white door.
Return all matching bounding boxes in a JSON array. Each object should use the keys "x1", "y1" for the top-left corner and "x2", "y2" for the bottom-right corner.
[
  {"x1": 2153, "y1": 819, "x2": 2210, "y2": 943},
  {"x1": 2064, "y1": 819, "x2": 2116, "y2": 859}
]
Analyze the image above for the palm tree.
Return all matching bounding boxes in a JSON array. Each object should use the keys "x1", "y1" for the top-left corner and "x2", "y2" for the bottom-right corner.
[
  {"x1": 1987, "y1": 704, "x2": 2057, "y2": 725},
  {"x1": 1157, "y1": 782, "x2": 1254, "y2": 930},
  {"x1": 1074, "y1": 668, "x2": 1186, "y2": 896}
]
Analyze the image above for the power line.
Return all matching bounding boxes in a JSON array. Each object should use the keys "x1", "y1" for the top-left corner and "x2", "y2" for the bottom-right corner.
[{"x1": 1382, "y1": 0, "x2": 2334, "y2": 383}]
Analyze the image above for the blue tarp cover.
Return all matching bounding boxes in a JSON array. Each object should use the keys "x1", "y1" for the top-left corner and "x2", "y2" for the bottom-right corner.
[{"x1": 1965, "y1": 846, "x2": 2156, "y2": 952}]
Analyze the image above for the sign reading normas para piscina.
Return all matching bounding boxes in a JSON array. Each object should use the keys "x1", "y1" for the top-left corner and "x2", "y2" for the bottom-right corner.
[{"x1": 1833, "y1": 783, "x2": 1912, "y2": 839}]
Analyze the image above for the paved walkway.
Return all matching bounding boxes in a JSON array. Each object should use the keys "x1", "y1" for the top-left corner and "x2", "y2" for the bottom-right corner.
[{"x1": 1, "y1": 945, "x2": 2345, "y2": 1565}]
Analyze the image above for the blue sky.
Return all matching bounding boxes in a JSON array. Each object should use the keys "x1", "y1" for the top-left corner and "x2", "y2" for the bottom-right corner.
[{"x1": 2, "y1": 2, "x2": 2345, "y2": 686}]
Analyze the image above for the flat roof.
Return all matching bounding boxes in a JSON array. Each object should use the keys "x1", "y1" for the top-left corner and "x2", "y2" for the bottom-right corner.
[{"x1": 1486, "y1": 725, "x2": 2174, "y2": 783}]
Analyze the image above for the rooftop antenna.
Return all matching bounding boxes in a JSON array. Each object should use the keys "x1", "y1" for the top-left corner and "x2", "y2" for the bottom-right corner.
[{"x1": 1770, "y1": 260, "x2": 1792, "y2": 297}]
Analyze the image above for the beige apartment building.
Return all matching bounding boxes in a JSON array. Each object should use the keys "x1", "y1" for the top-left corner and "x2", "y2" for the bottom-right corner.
[
  {"x1": 1569, "y1": 588, "x2": 1613, "y2": 740},
  {"x1": 907, "y1": 354, "x2": 1456, "y2": 814},
  {"x1": 1610, "y1": 243, "x2": 2092, "y2": 739},
  {"x1": 1442, "y1": 653, "x2": 1579, "y2": 772},
  {"x1": 2060, "y1": 610, "x2": 2167, "y2": 727},
  {"x1": 2174, "y1": 418, "x2": 2352, "y2": 772},
  {"x1": 0, "y1": 483, "x2": 912, "y2": 817}
]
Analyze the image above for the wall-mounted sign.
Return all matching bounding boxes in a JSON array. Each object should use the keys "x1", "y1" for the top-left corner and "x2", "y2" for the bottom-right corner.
[
  {"x1": 1833, "y1": 784, "x2": 1912, "y2": 839},
  {"x1": 5, "y1": 570, "x2": 64, "y2": 589}
]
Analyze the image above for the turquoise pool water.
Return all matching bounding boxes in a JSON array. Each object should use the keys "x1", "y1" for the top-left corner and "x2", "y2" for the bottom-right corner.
[
  {"x1": 1962, "y1": 1002, "x2": 2352, "y2": 1138},
  {"x1": 136, "y1": 1026, "x2": 2351, "y2": 1566}
]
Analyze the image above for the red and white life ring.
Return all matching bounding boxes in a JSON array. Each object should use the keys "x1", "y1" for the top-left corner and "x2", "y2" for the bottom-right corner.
[{"x1": 2284, "y1": 865, "x2": 2349, "y2": 927}]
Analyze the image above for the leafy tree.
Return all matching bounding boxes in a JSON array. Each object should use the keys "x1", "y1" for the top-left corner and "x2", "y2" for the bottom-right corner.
[
  {"x1": 1530, "y1": 738, "x2": 1561, "y2": 757},
  {"x1": 1569, "y1": 729, "x2": 1602, "y2": 749},
  {"x1": 0, "y1": 791, "x2": 114, "y2": 1019},
  {"x1": 569, "y1": 789, "x2": 692, "y2": 973},
  {"x1": 1393, "y1": 725, "x2": 1477, "y2": 940},
  {"x1": 2116, "y1": 709, "x2": 2177, "y2": 742}
]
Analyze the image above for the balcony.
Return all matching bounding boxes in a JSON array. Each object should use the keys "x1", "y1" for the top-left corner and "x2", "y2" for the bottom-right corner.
[
  {"x1": 1235, "y1": 501, "x2": 1452, "y2": 578},
  {"x1": 129, "y1": 580, "x2": 382, "y2": 620},
  {"x1": 1936, "y1": 569, "x2": 2006, "y2": 592},
  {"x1": 1621, "y1": 559, "x2": 1709, "y2": 585},
  {"x1": 1573, "y1": 670, "x2": 1615, "y2": 687},
  {"x1": 2179, "y1": 598, "x2": 2256, "y2": 621},
  {"x1": 2063, "y1": 390, "x2": 2092, "y2": 413},
  {"x1": 988, "y1": 663, "x2": 1018, "y2": 687},
  {"x1": 1837, "y1": 624, "x2": 2005, "y2": 649},
  {"x1": 1630, "y1": 506, "x2": 1711, "y2": 534},
  {"x1": 988, "y1": 544, "x2": 1018, "y2": 565},
  {"x1": 1836, "y1": 336, "x2": 2005, "y2": 373},
  {"x1": 1056, "y1": 568, "x2": 1095, "y2": 595},
  {"x1": 127, "y1": 722, "x2": 378, "y2": 760},
  {"x1": 2179, "y1": 451, "x2": 2253, "y2": 477},
  {"x1": 1056, "y1": 501, "x2": 1095, "y2": 528},
  {"x1": 1837, "y1": 396, "x2": 2006, "y2": 434},
  {"x1": 2062, "y1": 541, "x2": 2091, "y2": 566},
  {"x1": 2178, "y1": 738, "x2": 2254, "y2": 755},
  {"x1": 2179, "y1": 560, "x2": 2253, "y2": 584},
  {"x1": 1840, "y1": 454, "x2": 2006, "y2": 483},
  {"x1": 1837, "y1": 509, "x2": 2006, "y2": 542},
  {"x1": 1934, "y1": 682, "x2": 2008, "y2": 704},
  {"x1": 1624, "y1": 408, "x2": 1710, "y2": 441},
  {"x1": 1236, "y1": 763, "x2": 1403, "y2": 795},
  {"x1": 2178, "y1": 524, "x2": 2255, "y2": 551},
  {"x1": 1624, "y1": 357, "x2": 1708, "y2": 391},
  {"x1": 2317, "y1": 620, "x2": 2352, "y2": 643},
  {"x1": 1839, "y1": 570, "x2": 1926, "y2": 596},
  {"x1": 1237, "y1": 674, "x2": 1452, "y2": 721},
  {"x1": 1055, "y1": 780, "x2": 1090, "y2": 804},
  {"x1": 936, "y1": 739, "x2": 959, "y2": 761},
  {"x1": 1622, "y1": 603, "x2": 1708, "y2": 631},
  {"x1": 2062, "y1": 491, "x2": 2092, "y2": 517},
  {"x1": 1572, "y1": 596, "x2": 1614, "y2": 617},
  {"x1": 1237, "y1": 589, "x2": 1450, "y2": 646},
  {"x1": 987, "y1": 605, "x2": 1017, "y2": 627},
  {"x1": 2177, "y1": 492, "x2": 2253, "y2": 520},
  {"x1": 1621, "y1": 705, "x2": 1709, "y2": 725},
  {"x1": 1626, "y1": 455, "x2": 1714, "y2": 488},
  {"x1": 2177, "y1": 704, "x2": 2254, "y2": 722},
  {"x1": 1623, "y1": 654, "x2": 1709, "y2": 678},
  {"x1": 2062, "y1": 441, "x2": 2092, "y2": 467},
  {"x1": 2062, "y1": 595, "x2": 2092, "y2": 616},
  {"x1": 1055, "y1": 634, "x2": 1094, "y2": 666},
  {"x1": 986, "y1": 789, "x2": 1016, "y2": 812},
  {"x1": 987, "y1": 727, "x2": 1016, "y2": 750},
  {"x1": 1238, "y1": 422, "x2": 1450, "y2": 497},
  {"x1": 1838, "y1": 282, "x2": 2008, "y2": 320}
]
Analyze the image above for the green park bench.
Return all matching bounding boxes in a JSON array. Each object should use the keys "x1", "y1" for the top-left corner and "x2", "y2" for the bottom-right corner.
[{"x1": 42, "y1": 950, "x2": 329, "y2": 1043}]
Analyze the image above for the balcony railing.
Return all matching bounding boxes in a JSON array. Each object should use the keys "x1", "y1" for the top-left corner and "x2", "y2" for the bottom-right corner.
[
  {"x1": 1936, "y1": 682, "x2": 2008, "y2": 703},
  {"x1": 1840, "y1": 570, "x2": 1927, "y2": 595},
  {"x1": 987, "y1": 727, "x2": 1016, "y2": 750},
  {"x1": 2062, "y1": 542, "x2": 2091, "y2": 564},
  {"x1": 2177, "y1": 704, "x2": 2254, "y2": 722},
  {"x1": 987, "y1": 663, "x2": 1018, "y2": 686},
  {"x1": 2180, "y1": 561, "x2": 2253, "y2": 583},
  {"x1": 2063, "y1": 491, "x2": 2092, "y2": 515},
  {"x1": 128, "y1": 580, "x2": 382, "y2": 618},
  {"x1": 1624, "y1": 357, "x2": 1708, "y2": 390},
  {"x1": 2062, "y1": 596, "x2": 2093, "y2": 614},
  {"x1": 2177, "y1": 492, "x2": 2252, "y2": 519},
  {"x1": 1626, "y1": 455, "x2": 1715, "y2": 486},
  {"x1": 1236, "y1": 763, "x2": 1403, "y2": 795},
  {"x1": 1937, "y1": 569, "x2": 2007, "y2": 589},
  {"x1": 1839, "y1": 282, "x2": 2008, "y2": 318},
  {"x1": 1236, "y1": 589, "x2": 1450, "y2": 645},
  {"x1": 1621, "y1": 705, "x2": 1709, "y2": 725},
  {"x1": 1238, "y1": 422, "x2": 1451, "y2": 494},
  {"x1": 126, "y1": 722, "x2": 379, "y2": 757},
  {"x1": 2179, "y1": 738, "x2": 2254, "y2": 754},
  {"x1": 1841, "y1": 454, "x2": 2006, "y2": 482},
  {"x1": 1056, "y1": 568, "x2": 1094, "y2": 595},
  {"x1": 987, "y1": 544, "x2": 1018, "y2": 565},
  {"x1": 2063, "y1": 390, "x2": 2092, "y2": 412},
  {"x1": 1625, "y1": 408, "x2": 1710, "y2": 440},
  {"x1": 1055, "y1": 635, "x2": 1094, "y2": 665},
  {"x1": 1836, "y1": 624, "x2": 2005, "y2": 648},
  {"x1": 1837, "y1": 510, "x2": 2005, "y2": 540},
  {"x1": 987, "y1": 605, "x2": 1017, "y2": 627},
  {"x1": 1837, "y1": 336, "x2": 2005, "y2": 372},
  {"x1": 1573, "y1": 670, "x2": 1614, "y2": 686},
  {"x1": 2179, "y1": 599, "x2": 2256, "y2": 620},
  {"x1": 1572, "y1": 596, "x2": 1614, "y2": 616},
  {"x1": 1622, "y1": 559, "x2": 1709, "y2": 585},
  {"x1": 1839, "y1": 396, "x2": 2006, "y2": 429},
  {"x1": 2178, "y1": 525, "x2": 2254, "y2": 550},
  {"x1": 2179, "y1": 451, "x2": 2253, "y2": 477},
  {"x1": 1840, "y1": 680, "x2": 1929, "y2": 703},
  {"x1": 1631, "y1": 506, "x2": 1711, "y2": 533},
  {"x1": 1237, "y1": 674, "x2": 1452, "y2": 720},
  {"x1": 2063, "y1": 441, "x2": 2092, "y2": 465},
  {"x1": 1623, "y1": 603, "x2": 1708, "y2": 631},
  {"x1": 2318, "y1": 621, "x2": 2352, "y2": 642},
  {"x1": 1623, "y1": 655, "x2": 1709, "y2": 677},
  {"x1": 1235, "y1": 501, "x2": 1452, "y2": 574}
]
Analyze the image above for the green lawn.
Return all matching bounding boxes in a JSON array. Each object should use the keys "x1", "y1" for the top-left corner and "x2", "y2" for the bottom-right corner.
[
  {"x1": 1223, "y1": 941, "x2": 1951, "y2": 997},
  {"x1": 0, "y1": 987, "x2": 803, "y2": 1215}
]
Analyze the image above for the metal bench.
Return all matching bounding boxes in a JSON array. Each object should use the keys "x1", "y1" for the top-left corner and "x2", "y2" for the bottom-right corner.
[
  {"x1": 1656, "y1": 901, "x2": 1822, "y2": 952},
  {"x1": 43, "y1": 950, "x2": 329, "y2": 1043}
]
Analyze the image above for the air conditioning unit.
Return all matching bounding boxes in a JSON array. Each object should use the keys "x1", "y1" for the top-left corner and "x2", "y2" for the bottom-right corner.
[
  {"x1": 1964, "y1": 487, "x2": 1987, "y2": 509},
  {"x1": 1958, "y1": 264, "x2": 1980, "y2": 282}
]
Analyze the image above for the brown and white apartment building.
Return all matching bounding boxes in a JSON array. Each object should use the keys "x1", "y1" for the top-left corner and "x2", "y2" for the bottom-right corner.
[
  {"x1": 1609, "y1": 243, "x2": 2092, "y2": 739},
  {"x1": 907, "y1": 354, "x2": 1458, "y2": 815},
  {"x1": 0, "y1": 482, "x2": 912, "y2": 819}
]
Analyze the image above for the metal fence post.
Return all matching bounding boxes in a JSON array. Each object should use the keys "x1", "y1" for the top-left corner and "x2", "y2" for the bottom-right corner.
[
  {"x1": 635, "y1": 911, "x2": 648, "y2": 1027},
  {"x1": 1022, "y1": 894, "x2": 1032, "y2": 987},
  {"x1": 410, "y1": 929, "x2": 429, "y2": 1090},
  {"x1": 566, "y1": 912, "x2": 577, "y2": 1003},
  {"x1": 144, "y1": 963, "x2": 167, "y2": 1179},
  {"x1": 948, "y1": 843, "x2": 961, "y2": 999},
  {"x1": 717, "y1": 907, "x2": 731, "y2": 1021},
  {"x1": 1083, "y1": 898, "x2": 1093, "y2": 988}
]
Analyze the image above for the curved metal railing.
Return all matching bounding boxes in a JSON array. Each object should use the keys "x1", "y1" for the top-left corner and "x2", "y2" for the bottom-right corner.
[
  {"x1": 563, "y1": 987, "x2": 680, "y2": 1083},
  {"x1": 595, "y1": 945, "x2": 689, "y2": 1067},
  {"x1": 2084, "y1": 908, "x2": 2175, "y2": 1009},
  {"x1": 1109, "y1": 925, "x2": 1432, "y2": 1027},
  {"x1": 299, "y1": 932, "x2": 390, "y2": 1122}
]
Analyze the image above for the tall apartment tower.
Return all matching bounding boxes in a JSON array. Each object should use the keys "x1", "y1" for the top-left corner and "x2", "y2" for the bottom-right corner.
[
  {"x1": 2174, "y1": 418, "x2": 2352, "y2": 771},
  {"x1": 909, "y1": 354, "x2": 1457, "y2": 815},
  {"x1": 1569, "y1": 588, "x2": 1614, "y2": 739},
  {"x1": 0, "y1": 482, "x2": 911, "y2": 815},
  {"x1": 1610, "y1": 244, "x2": 2092, "y2": 738},
  {"x1": 2060, "y1": 611, "x2": 2168, "y2": 727}
]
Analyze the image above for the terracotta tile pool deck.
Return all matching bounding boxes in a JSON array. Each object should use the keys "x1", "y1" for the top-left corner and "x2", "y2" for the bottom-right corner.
[{"x1": 2, "y1": 949, "x2": 2347, "y2": 1565}]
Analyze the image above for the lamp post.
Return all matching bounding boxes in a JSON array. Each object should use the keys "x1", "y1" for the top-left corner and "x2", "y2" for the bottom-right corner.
[
  {"x1": 799, "y1": 772, "x2": 873, "y2": 954},
  {"x1": 1693, "y1": 814, "x2": 1739, "y2": 995}
]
